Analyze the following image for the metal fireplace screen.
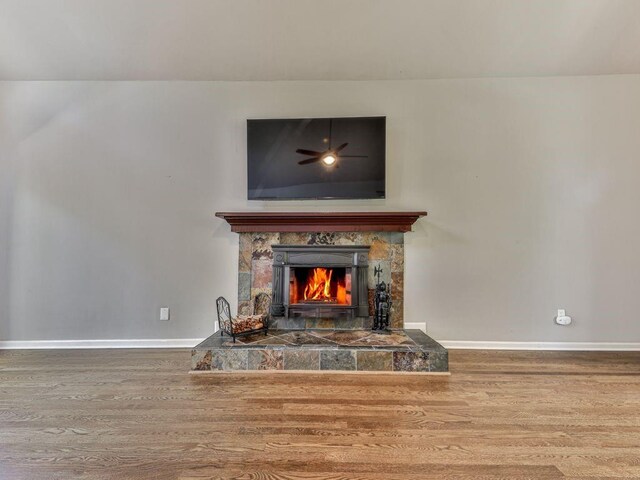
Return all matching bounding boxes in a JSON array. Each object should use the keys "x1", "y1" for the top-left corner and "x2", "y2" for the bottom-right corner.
[{"x1": 271, "y1": 245, "x2": 370, "y2": 319}]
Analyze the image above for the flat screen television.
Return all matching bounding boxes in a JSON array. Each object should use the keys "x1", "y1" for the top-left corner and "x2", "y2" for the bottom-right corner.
[{"x1": 247, "y1": 116, "x2": 385, "y2": 200}]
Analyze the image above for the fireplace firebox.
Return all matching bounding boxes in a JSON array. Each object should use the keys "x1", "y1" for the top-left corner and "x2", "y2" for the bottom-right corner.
[{"x1": 271, "y1": 245, "x2": 370, "y2": 319}]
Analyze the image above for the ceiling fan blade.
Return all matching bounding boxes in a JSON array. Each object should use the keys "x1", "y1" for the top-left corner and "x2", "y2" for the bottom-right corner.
[
  {"x1": 340, "y1": 155, "x2": 368, "y2": 158},
  {"x1": 298, "y1": 157, "x2": 321, "y2": 165},
  {"x1": 296, "y1": 148, "x2": 323, "y2": 156},
  {"x1": 334, "y1": 143, "x2": 349, "y2": 153}
]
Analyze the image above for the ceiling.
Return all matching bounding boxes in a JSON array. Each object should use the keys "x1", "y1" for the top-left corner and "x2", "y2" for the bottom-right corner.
[{"x1": 2, "y1": 0, "x2": 640, "y2": 81}]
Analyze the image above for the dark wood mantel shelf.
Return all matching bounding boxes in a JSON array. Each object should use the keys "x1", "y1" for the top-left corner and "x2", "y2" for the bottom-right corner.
[{"x1": 215, "y1": 211, "x2": 427, "y2": 233}]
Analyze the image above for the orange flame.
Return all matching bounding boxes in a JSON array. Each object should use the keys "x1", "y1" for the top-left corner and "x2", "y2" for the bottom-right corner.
[{"x1": 304, "y1": 267, "x2": 333, "y2": 301}]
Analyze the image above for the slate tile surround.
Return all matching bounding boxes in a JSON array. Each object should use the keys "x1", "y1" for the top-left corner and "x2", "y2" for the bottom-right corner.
[{"x1": 238, "y1": 231, "x2": 405, "y2": 327}]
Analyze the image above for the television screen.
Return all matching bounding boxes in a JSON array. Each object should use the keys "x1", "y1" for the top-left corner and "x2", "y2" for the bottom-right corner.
[{"x1": 247, "y1": 116, "x2": 385, "y2": 200}]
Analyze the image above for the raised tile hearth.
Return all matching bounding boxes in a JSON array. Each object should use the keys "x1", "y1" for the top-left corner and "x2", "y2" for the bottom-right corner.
[{"x1": 191, "y1": 329, "x2": 448, "y2": 373}]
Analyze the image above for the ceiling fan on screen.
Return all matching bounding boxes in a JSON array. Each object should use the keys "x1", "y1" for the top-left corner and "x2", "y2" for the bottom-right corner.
[{"x1": 296, "y1": 119, "x2": 368, "y2": 166}]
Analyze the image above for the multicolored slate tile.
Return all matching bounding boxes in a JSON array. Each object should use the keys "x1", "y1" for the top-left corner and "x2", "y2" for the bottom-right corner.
[
  {"x1": 238, "y1": 234, "x2": 252, "y2": 273},
  {"x1": 278, "y1": 331, "x2": 336, "y2": 346},
  {"x1": 349, "y1": 332, "x2": 414, "y2": 347},
  {"x1": 211, "y1": 349, "x2": 248, "y2": 371},
  {"x1": 247, "y1": 350, "x2": 283, "y2": 370},
  {"x1": 251, "y1": 258, "x2": 272, "y2": 290},
  {"x1": 368, "y1": 237, "x2": 390, "y2": 260},
  {"x1": 251, "y1": 232, "x2": 279, "y2": 260},
  {"x1": 312, "y1": 330, "x2": 373, "y2": 344},
  {"x1": 357, "y1": 350, "x2": 393, "y2": 371},
  {"x1": 389, "y1": 244, "x2": 404, "y2": 273},
  {"x1": 393, "y1": 351, "x2": 430, "y2": 372},
  {"x1": 191, "y1": 349, "x2": 212, "y2": 371},
  {"x1": 284, "y1": 350, "x2": 320, "y2": 370},
  {"x1": 320, "y1": 350, "x2": 356, "y2": 371},
  {"x1": 238, "y1": 272, "x2": 251, "y2": 302},
  {"x1": 429, "y1": 351, "x2": 449, "y2": 373}
]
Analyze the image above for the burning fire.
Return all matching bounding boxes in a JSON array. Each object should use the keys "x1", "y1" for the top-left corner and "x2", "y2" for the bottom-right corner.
[
  {"x1": 301, "y1": 267, "x2": 348, "y2": 304},
  {"x1": 304, "y1": 267, "x2": 333, "y2": 301}
]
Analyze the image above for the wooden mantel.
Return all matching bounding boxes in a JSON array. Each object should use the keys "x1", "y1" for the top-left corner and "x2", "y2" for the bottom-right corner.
[{"x1": 215, "y1": 211, "x2": 427, "y2": 233}]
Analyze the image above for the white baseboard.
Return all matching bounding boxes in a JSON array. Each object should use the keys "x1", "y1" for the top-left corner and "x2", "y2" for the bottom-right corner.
[
  {"x1": 403, "y1": 322, "x2": 427, "y2": 331},
  {"x1": 402, "y1": 323, "x2": 640, "y2": 351},
  {"x1": 1, "y1": 335, "x2": 639, "y2": 352},
  {"x1": 440, "y1": 340, "x2": 640, "y2": 351},
  {"x1": 0, "y1": 338, "x2": 204, "y2": 350}
]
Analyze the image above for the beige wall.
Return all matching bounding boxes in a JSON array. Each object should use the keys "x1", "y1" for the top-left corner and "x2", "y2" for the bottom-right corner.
[{"x1": 1, "y1": 77, "x2": 640, "y2": 342}]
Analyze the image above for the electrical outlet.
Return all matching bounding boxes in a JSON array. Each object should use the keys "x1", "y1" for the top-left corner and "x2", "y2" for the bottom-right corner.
[
  {"x1": 160, "y1": 307, "x2": 170, "y2": 321},
  {"x1": 555, "y1": 309, "x2": 571, "y2": 326}
]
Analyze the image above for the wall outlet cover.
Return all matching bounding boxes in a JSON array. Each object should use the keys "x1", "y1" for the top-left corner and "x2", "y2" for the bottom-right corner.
[
  {"x1": 160, "y1": 307, "x2": 170, "y2": 321},
  {"x1": 555, "y1": 313, "x2": 572, "y2": 326}
]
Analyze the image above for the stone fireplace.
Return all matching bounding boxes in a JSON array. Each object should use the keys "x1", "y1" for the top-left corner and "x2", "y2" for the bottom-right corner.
[
  {"x1": 191, "y1": 212, "x2": 448, "y2": 374},
  {"x1": 237, "y1": 231, "x2": 405, "y2": 329}
]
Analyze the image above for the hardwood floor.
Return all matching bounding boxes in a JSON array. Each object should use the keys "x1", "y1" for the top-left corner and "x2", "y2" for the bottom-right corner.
[{"x1": 1, "y1": 349, "x2": 639, "y2": 479}]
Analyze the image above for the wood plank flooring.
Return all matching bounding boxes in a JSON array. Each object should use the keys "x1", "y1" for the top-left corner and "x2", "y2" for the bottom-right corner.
[{"x1": 1, "y1": 348, "x2": 639, "y2": 479}]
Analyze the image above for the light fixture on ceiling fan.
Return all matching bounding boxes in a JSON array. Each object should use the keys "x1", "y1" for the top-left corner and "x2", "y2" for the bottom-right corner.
[{"x1": 296, "y1": 119, "x2": 367, "y2": 166}]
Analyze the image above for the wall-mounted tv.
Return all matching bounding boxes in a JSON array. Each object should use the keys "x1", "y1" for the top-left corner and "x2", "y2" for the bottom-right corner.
[{"x1": 247, "y1": 116, "x2": 385, "y2": 200}]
